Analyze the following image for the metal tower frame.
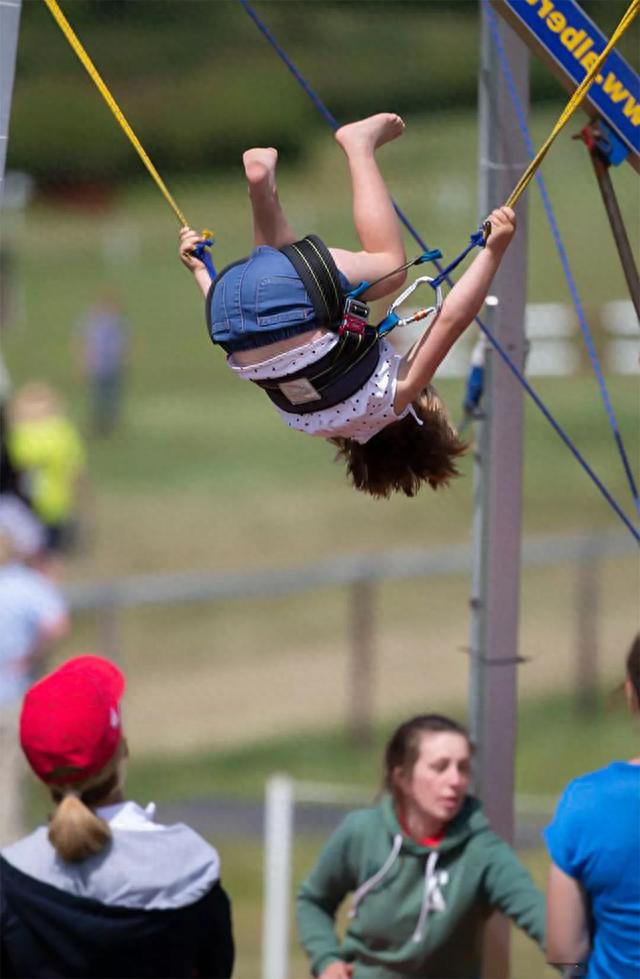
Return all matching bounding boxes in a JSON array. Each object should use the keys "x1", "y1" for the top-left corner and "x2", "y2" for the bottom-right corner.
[{"x1": 469, "y1": 7, "x2": 530, "y2": 976}]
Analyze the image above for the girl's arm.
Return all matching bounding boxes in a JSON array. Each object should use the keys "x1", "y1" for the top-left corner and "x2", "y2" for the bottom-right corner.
[
  {"x1": 394, "y1": 206, "x2": 516, "y2": 413},
  {"x1": 179, "y1": 226, "x2": 212, "y2": 298},
  {"x1": 546, "y1": 863, "x2": 591, "y2": 969}
]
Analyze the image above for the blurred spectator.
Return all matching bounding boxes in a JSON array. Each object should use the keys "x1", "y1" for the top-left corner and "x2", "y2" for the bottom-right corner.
[
  {"x1": 0, "y1": 655, "x2": 235, "y2": 978},
  {"x1": 0, "y1": 504, "x2": 69, "y2": 845},
  {"x1": 544, "y1": 635, "x2": 640, "y2": 978},
  {"x1": 0, "y1": 496, "x2": 45, "y2": 564},
  {"x1": 1, "y1": 402, "x2": 31, "y2": 507},
  {"x1": 78, "y1": 293, "x2": 129, "y2": 436},
  {"x1": 6, "y1": 382, "x2": 87, "y2": 559},
  {"x1": 297, "y1": 713, "x2": 545, "y2": 978},
  {"x1": 1, "y1": 397, "x2": 54, "y2": 577}
]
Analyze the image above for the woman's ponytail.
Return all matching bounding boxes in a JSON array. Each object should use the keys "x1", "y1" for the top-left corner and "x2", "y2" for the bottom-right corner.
[
  {"x1": 47, "y1": 744, "x2": 125, "y2": 863},
  {"x1": 48, "y1": 791, "x2": 112, "y2": 863}
]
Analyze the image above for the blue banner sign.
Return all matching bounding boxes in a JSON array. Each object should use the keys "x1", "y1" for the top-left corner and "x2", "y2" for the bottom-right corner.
[{"x1": 494, "y1": 0, "x2": 640, "y2": 161}]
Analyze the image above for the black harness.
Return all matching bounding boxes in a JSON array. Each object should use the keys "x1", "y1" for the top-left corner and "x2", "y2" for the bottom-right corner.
[
  {"x1": 252, "y1": 328, "x2": 380, "y2": 414},
  {"x1": 280, "y1": 235, "x2": 344, "y2": 328},
  {"x1": 248, "y1": 234, "x2": 379, "y2": 414},
  {"x1": 213, "y1": 234, "x2": 381, "y2": 415}
]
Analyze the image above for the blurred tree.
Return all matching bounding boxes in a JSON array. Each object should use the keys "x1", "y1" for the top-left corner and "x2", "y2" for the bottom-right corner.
[{"x1": 7, "y1": 0, "x2": 637, "y2": 189}]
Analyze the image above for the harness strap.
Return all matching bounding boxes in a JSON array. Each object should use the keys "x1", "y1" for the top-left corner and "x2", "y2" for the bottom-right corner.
[
  {"x1": 280, "y1": 235, "x2": 345, "y2": 328},
  {"x1": 252, "y1": 329, "x2": 380, "y2": 415}
]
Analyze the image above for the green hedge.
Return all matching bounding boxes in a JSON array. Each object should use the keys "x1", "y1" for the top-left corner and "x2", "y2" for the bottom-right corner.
[
  {"x1": 8, "y1": 0, "x2": 636, "y2": 187},
  {"x1": 10, "y1": 68, "x2": 310, "y2": 184}
]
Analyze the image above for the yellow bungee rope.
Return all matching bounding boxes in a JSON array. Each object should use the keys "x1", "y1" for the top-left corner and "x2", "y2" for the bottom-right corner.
[
  {"x1": 41, "y1": 0, "x2": 203, "y2": 235},
  {"x1": 506, "y1": 0, "x2": 639, "y2": 209}
]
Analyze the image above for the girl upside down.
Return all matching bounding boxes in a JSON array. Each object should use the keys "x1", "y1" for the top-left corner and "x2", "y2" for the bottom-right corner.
[{"x1": 180, "y1": 113, "x2": 516, "y2": 499}]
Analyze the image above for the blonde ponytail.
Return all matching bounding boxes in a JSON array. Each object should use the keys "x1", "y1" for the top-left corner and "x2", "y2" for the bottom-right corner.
[
  {"x1": 47, "y1": 740, "x2": 126, "y2": 863},
  {"x1": 48, "y1": 792, "x2": 111, "y2": 863}
]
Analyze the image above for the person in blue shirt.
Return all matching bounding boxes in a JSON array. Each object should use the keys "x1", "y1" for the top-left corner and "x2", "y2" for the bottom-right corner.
[
  {"x1": 544, "y1": 633, "x2": 640, "y2": 978},
  {"x1": 79, "y1": 293, "x2": 129, "y2": 436}
]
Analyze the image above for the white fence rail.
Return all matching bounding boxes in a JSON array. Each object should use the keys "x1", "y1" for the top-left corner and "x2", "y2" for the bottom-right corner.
[{"x1": 65, "y1": 532, "x2": 633, "y2": 612}]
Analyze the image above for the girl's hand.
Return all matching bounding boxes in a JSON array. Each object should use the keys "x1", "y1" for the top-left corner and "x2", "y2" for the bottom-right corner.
[
  {"x1": 484, "y1": 206, "x2": 516, "y2": 257},
  {"x1": 179, "y1": 226, "x2": 206, "y2": 273},
  {"x1": 318, "y1": 961, "x2": 354, "y2": 979}
]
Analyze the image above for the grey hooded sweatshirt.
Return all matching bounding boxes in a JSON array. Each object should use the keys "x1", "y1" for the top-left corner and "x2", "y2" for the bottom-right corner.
[{"x1": 0, "y1": 801, "x2": 234, "y2": 978}]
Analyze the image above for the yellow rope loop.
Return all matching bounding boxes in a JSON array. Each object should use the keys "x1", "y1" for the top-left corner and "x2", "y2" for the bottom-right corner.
[
  {"x1": 506, "y1": 0, "x2": 639, "y2": 209},
  {"x1": 41, "y1": 0, "x2": 201, "y2": 233}
]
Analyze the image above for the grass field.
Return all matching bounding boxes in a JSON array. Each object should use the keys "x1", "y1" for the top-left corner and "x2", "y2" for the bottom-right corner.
[
  {"x1": 50, "y1": 549, "x2": 637, "y2": 756},
  {"x1": 123, "y1": 689, "x2": 638, "y2": 803}
]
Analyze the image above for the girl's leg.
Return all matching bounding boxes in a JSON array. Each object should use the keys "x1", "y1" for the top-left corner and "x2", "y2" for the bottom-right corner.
[
  {"x1": 243, "y1": 148, "x2": 298, "y2": 248},
  {"x1": 330, "y1": 113, "x2": 407, "y2": 299}
]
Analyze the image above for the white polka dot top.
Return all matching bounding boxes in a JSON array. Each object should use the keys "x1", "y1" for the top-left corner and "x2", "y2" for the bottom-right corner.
[{"x1": 227, "y1": 333, "x2": 420, "y2": 444}]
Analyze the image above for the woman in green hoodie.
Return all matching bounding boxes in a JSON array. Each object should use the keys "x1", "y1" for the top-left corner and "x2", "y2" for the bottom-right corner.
[{"x1": 296, "y1": 714, "x2": 545, "y2": 979}]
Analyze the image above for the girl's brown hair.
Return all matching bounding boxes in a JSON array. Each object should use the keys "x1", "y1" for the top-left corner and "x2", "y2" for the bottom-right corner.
[
  {"x1": 383, "y1": 714, "x2": 471, "y2": 797},
  {"x1": 330, "y1": 388, "x2": 467, "y2": 499}
]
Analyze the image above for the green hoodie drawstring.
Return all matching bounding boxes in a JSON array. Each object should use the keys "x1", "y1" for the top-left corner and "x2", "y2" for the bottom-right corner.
[
  {"x1": 348, "y1": 833, "x2": 403, "y2": 920},
  {"x1": 412, "y1": 851, "x2": 449, "y2": 942},
  {"x1": 348, "y1": 834, "x2": 450, "y2": 944}
]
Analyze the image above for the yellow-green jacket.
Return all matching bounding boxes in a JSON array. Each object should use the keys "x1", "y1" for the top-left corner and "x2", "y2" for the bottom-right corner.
[{"x1": 9, "y1": 417, "x2": 84, "y2": 525}]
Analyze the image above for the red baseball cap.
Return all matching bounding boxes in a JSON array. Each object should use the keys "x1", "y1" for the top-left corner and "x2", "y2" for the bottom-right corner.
[{"x1": 20, "y1": 655, "x2": 126, "y2": 785}]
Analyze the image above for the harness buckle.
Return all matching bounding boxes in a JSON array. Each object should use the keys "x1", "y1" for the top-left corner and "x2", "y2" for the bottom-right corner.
[{"x1": 339, "y1": 297, "x2": 370, "y2": 336}]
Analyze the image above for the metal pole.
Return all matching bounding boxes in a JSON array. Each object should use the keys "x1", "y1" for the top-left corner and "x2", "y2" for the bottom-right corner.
[
  {"x1": 469, "y1": 7, "x2": 529, "y2": 977},
  {"x1": 0, "y1": 0, "x2": 22, "y2": 203},
  {"x1": 262, "y1": 774, "x2": 294, "y2": 979},
  {"x1": 586, "y1": 145, "x2": 640, "y2": 322}
]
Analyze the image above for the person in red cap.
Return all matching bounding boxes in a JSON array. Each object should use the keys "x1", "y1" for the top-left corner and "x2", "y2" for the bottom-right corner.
[{"x1": 0, "y1": 655, "x2": 234, "y2": 979}]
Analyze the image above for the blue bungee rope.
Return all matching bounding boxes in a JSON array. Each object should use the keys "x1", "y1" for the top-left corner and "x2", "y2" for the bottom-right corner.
[
  {"x1": 429, "y1": 224, "x2": 489, "y2": 289},
  {"x1": 194, "y1": 238, "x2": 216, "y2": 279},
  {"x1": 486, "y1": 1, "x2": 639, "y2": 515},
  {"x1": 238, "y1": 0, "x2": 639, "y2": 543},
  {"x1": 239, "y1": 0, "x2": 435, "y2": 256}
]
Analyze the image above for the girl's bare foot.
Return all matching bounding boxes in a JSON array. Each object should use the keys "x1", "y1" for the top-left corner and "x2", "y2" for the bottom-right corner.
[
  {"x1": 243, "y1": 146, "x2": 297, "y2": 248},
  {"x1": 335, "y1": 113, "x2": 405, "y2": 155},
  {"x1": 243, "y1": 147, "x2": 278, "y2": 193}
]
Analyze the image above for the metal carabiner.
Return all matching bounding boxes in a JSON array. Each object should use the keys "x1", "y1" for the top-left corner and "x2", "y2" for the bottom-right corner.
[{"x1": 386, "y1": 275, "x2": 444, "y2": 326}]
